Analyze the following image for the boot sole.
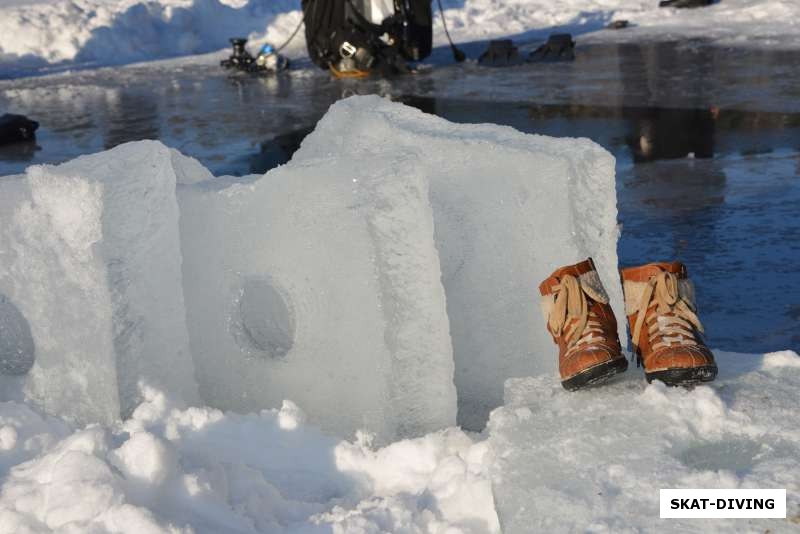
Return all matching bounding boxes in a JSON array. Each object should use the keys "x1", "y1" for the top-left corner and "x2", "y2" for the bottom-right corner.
[
  {"x1": 561, "y1": 358, "x2": 629, "y2": 391},
  {"x1": 645, "y1": 365, "x2": 718, "y2": 387}
]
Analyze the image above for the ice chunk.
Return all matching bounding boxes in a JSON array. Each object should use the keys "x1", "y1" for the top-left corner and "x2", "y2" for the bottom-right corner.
[
  {"x1": 0, "y1": 141, "x2": 198, "y2": 425},
  {"x1": 178, "y1": 152, "x2": 456, "y2": 441},
  {"x1": 170, "y1": 149, "x2": 213, "y2": 185},
  {"x1": 296, "y1": 95, "x2": 623, "y2": 430},
  {"x1": 488, "y1": 350, "x2": 800, "y2": 532}
]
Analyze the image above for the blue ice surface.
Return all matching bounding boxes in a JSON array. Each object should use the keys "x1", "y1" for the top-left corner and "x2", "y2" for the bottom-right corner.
[{"x1": 616, "y1": 150, "x2": 800, "y2": 353}]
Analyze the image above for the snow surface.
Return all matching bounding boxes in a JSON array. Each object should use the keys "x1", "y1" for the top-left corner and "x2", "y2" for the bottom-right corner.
[
  {"x1": 490, "y1": 350, "x2": 800, "y2": 533},
  {"x1": 0, "y1": 386, "x2": 499, "y2": 533},
  {"x1": 297, "y1": 95, "x2": 621, "y2": 430},
  {"x1": 0, "y1": 141, "x2": 198, "y2": 426},
  {"x1": 1, "y1": 0, "x2": 800, "y2": 76},
  {"x1": 177, "y1": 136, "x2": 457, "y2": 443},
  {"x1": 1, "y1": 351, "x2": 798, "y2": 533}
]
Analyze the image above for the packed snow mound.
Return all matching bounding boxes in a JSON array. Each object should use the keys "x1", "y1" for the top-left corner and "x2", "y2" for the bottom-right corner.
[
  {"x1": 0, "y1": 0, "x2": 304, "y2": 75},
  {"x1": 2, "y1": 350, "x2": 798, "y2": 533},
  {"x1": 436, "y1": 0, "x2": 800, "y2": 50},
  {"x1": 297, "y1": 95, "x2": 621, "y2": 430},
  {"x1": 0, "y1": 386, "x2": 499, "y2": 533},
  {"x1": 3, "y1": 0, "x2": 800, "y2": 76},
  {"x1": 178, "y1": 141, "x2": 457, "y2": 442},
  {"x1": 0, "y1": 141, "x2": 198, "y2": 426},
  {"x1": 488, "y1": 350, "x2": 800, "y2": 533}
]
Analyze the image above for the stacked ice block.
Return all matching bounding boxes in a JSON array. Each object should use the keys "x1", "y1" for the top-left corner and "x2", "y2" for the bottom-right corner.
[
  {"x1": 295, "y1": 96, "x2": 622, "y2": 429},
  {"x1": 0, "y1": 96, "x2": 620, "y2": 438},
  {"x1": 0, "y1": 141, "x2": 198, "y2": 425},
  {"x1": 177, "y1": 153, "x2": 457, "y2": 441}
]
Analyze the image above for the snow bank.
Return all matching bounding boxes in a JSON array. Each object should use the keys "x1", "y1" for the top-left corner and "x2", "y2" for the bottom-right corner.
[
  {"x1": 178, "y1": 138, "x2": 456, "y2": 443},
  {"x1": 297, "y1": 95, "x2": 621, "y2": 430},
  {"x1": 1, "y1": 350, "x2": 798, "y2": 533},
  {"x1": 0, "y1": 142, "x2": 198, "y2": 426},
  {"x1": 436, "y1": 0, "x2": 800, "y2": 50},
  {"x1": 0, "y1": 0, "x2": 304, "y2": 75},
  {"x1": 3, "y1": 0, "x2": 800, "y2": 77},
  {"x1": 489, "y1": 350, "x2": 800, "y2": 532},
  {"x1": 0, "y1": 386, "x2": 499, "y2": 533}
]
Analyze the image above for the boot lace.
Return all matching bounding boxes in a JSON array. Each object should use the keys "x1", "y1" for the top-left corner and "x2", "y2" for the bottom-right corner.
[
  {"x1": 631, "y1": 271, "x2": 704, "y2": 354},
  {"x1": 548, "y1": 274, "x2": 607, "y2": 353}
]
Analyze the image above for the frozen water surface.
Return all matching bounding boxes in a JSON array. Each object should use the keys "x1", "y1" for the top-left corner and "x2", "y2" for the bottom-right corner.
[
  {"x1": 489, "y1": 349, "x2": 800, "y2": 533},
  {"x1": 0, "y1": 41, "x2": 798, "y2": 356}
]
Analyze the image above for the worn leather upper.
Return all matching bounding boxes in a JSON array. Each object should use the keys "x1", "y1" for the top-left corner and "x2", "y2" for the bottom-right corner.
[
  {"x1": 621, "y1": 261, "x2": 715, "y2": 372},
  {"x1": 540, "y1": 258, "x2": 623, "y2": 381}
]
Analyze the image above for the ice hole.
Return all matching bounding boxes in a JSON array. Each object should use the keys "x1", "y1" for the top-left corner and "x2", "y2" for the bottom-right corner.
[
  {"x1": 0, "y1": 294, "x2": 35, "y2": 375},
  {"x1": 233, "y1": 278, "x2": 295, "y2": 359}
]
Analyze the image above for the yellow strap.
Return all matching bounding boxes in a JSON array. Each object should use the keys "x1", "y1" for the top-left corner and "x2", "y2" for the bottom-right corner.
[{"x1": 329, "y1": 64, "x2": 370, "y2": 79}]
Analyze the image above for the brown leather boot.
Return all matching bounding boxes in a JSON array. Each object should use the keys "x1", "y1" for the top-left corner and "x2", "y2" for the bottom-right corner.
[
  {"x1": 621, "y1": 261, "x2": 717, "y2": 386},
  {"x1": 539, "y1": 258, "x2": 627, "y2": 391}
]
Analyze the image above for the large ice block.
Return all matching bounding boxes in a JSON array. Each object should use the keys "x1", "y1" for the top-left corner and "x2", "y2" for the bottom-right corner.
[
  {"x1": 177, "y1": 152, "x2": 456, "y2": 442},
  {"x1": 0, "y1": 141, "x2": 198, "y2": 425},
  {"x1": 295, "y1": 96, "x2": 622, "y2": 430}
]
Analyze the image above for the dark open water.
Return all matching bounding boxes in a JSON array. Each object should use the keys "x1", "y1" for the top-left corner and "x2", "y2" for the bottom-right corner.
[{"x1": 1, "y1": 41, "x2": 798, "y2": 352}]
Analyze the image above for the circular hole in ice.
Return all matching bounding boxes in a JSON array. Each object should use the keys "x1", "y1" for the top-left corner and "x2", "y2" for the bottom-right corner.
[
  {"x1": 0, "y1": 294, "x2": 35, "y2": 375},
  {"x1": 233, "y1": 278, "x2": 295, "y2": 359}
]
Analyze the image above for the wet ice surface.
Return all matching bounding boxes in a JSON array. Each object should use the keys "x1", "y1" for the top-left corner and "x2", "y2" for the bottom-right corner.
[
  {"x1": 0, "y1": 41, "x2": 798, "y2": 353},
  {"x1": 489, "y1": 350, "x2": 800, "y2": 533}
]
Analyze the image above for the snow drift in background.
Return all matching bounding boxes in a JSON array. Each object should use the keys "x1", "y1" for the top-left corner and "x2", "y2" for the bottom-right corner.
[
  {"x1": 0, "y1": 0, "x2": 303, "y2": 74},
  {"x1": 2, "y1": 0, "x2": 800, "y2": 76}
]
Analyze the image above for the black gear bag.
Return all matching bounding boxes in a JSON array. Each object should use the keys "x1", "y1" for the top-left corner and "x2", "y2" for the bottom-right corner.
[{"x1": 301, "y1": 0, "x2": 432, "y2": 72}]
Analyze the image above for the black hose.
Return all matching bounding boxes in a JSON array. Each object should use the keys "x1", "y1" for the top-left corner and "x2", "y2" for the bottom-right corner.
[
  {"x1": 436, "y1": 0, "x2": 465, "y2": 62},
  {"x1": 274, "y1": 14, "x2": 305, "y2": 53}
]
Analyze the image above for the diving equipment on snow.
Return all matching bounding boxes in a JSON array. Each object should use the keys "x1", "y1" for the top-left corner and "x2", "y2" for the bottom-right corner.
[
  {"x1": 478, "y1": 40, "x2": 523, "y2": 67},
  {"x1": 659, "y1": 0, "x2": 713, "y2": 8},
  {"x1": 302, "y1": 0, "x2": 434, "y2": 77},
  {"x1": 528, "y1": 33, "x2": 576, "y2": 63},
  {"x1": 220, "y1": 38, "x2": 289, "y2": 74},
  {"x1": 0, "y1": 113, "x2": 38, "y2": 146},
  {"x1": 435, "y1": 0, "x2": 466, "y2": 62}
]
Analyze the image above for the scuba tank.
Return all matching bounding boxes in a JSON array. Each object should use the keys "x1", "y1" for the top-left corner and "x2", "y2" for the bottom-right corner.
[{"x1": 301, "y1": 0, "x2": 433, "y2": 75}]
